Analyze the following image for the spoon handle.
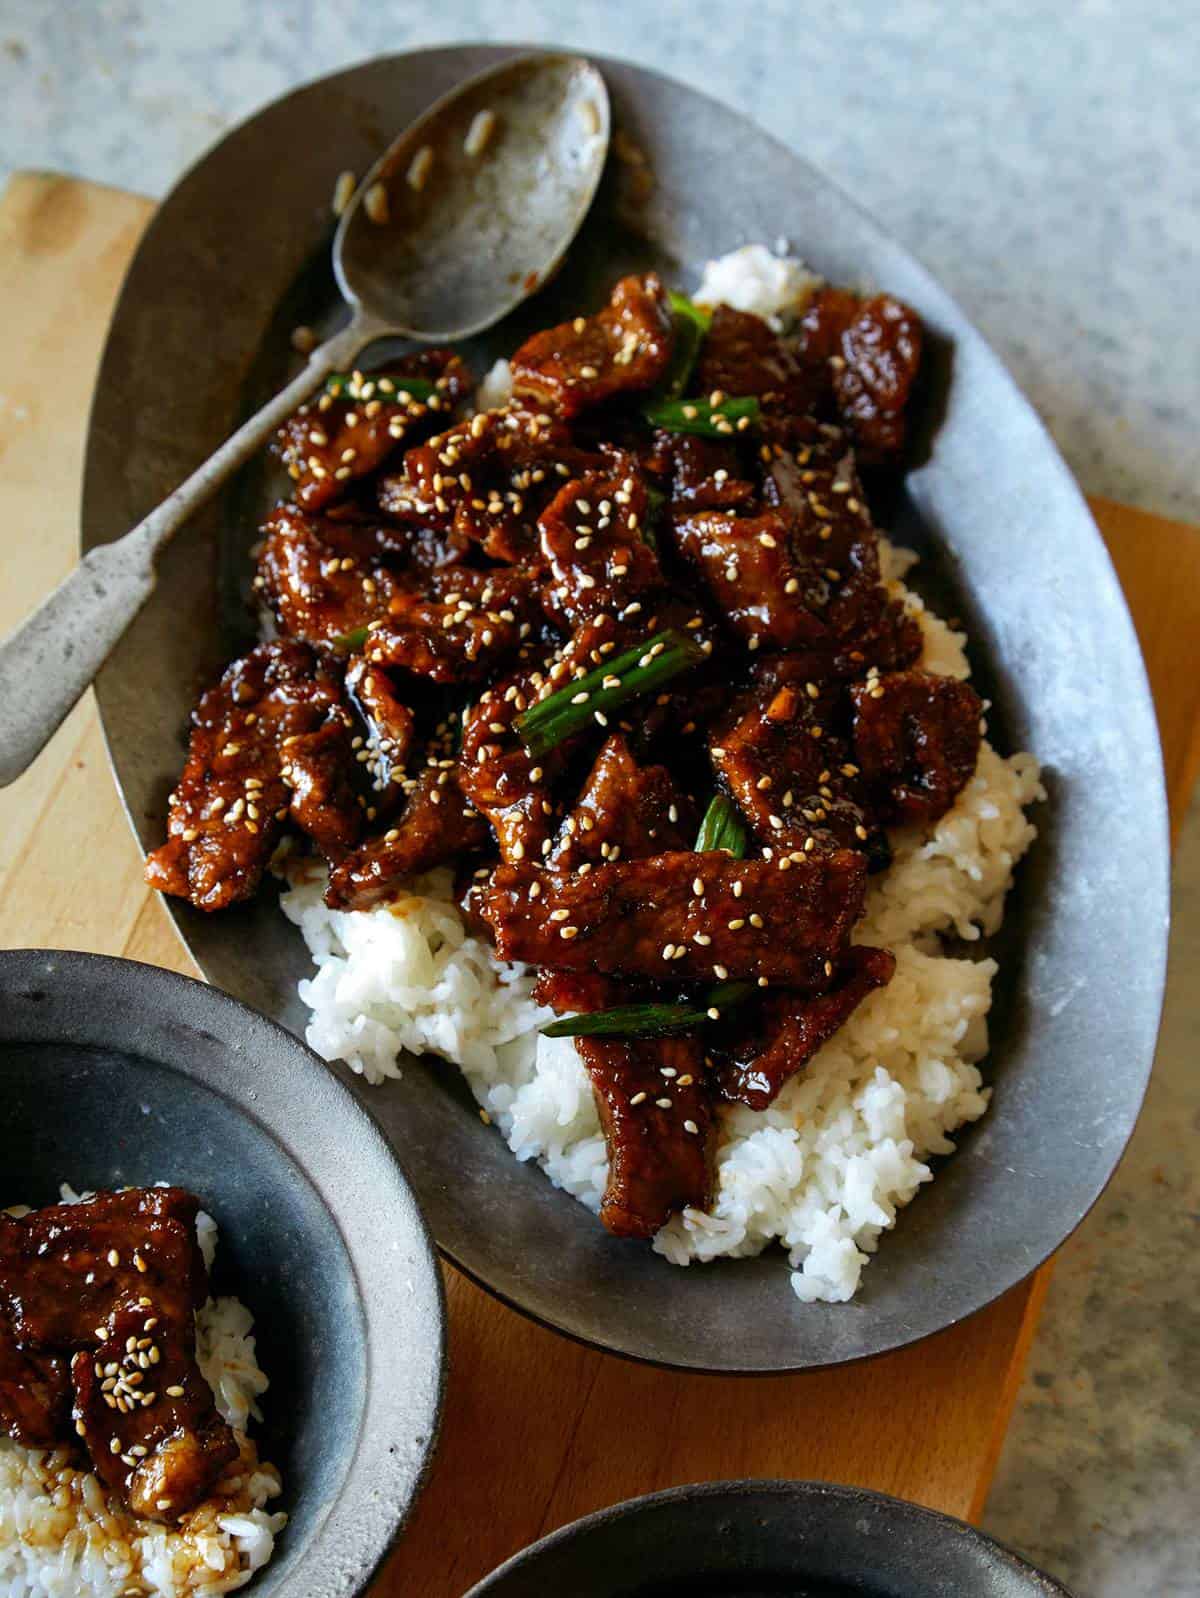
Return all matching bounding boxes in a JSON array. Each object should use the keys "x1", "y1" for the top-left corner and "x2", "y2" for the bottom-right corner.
[{"x1": 0, "y1": 318, "x2": 382, "y2": 788}]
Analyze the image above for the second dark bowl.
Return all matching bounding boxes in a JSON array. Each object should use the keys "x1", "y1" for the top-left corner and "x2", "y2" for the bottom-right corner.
[{"x1": 466, "y1": 1479, "x2": 1074, "y2": 1596}]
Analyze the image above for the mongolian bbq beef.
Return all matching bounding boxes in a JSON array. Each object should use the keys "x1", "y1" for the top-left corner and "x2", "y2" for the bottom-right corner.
[
  {"x1": 0, "y1": 1187, "x2": 237, "y2": 1521},
  {"x1": 146, "y1": 272, "x2": 983, "y2": 1243}
]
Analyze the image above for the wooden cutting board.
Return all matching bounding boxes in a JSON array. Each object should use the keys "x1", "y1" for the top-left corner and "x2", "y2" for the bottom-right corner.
[{"x1": 1, "y1": 172, "x2": 1198, "y2": 1596}]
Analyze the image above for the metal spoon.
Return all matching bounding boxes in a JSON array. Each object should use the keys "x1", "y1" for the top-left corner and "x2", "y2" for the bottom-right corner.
[{"x1": 0, "y1": 51, "x2": 609, "y2": 786}]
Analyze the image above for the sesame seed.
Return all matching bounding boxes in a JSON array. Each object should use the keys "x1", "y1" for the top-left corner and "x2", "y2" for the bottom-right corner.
[
  {"x1": 407, "y1": 144, "x2": 434, "y2": 191},
  {"x1": 464, "y1": 107, "x2": 497, "y2": 158},
  {"x1": 363, "y1": 180, "x2": 390, "y2": 223},
  {"x1": 331, "y1": 169, "x2": 357, "y2": 215},
  {"x1": 683, "y1": 1119, "x2": 700, "y2": 1135}
]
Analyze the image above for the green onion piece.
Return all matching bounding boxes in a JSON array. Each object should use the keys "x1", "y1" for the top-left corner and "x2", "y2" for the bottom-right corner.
[
  {"x1": 641, "y1": 484, "x2": 666, "y2": 550},
  {"x1": 695, "y1": 794, "x2": 748, "y2": 858},
  {"x1": 514, "y1": 628, "x2": 705, "y2": 759},
  {"x1": 643, "y1": 394, "x2": 761, "y2": 439},
  {"x1": 669, "y1": 290, "x2": 712, "y2": 331},
  {"x1": 324, "y1": 372, "x2": 436, "y2": 403},
  {"x1": 660, "y1": 291, "x2": 712, "y2": 399},
  {"x1": 541, "y1": 980, "x2": 755, "y2": 1039},
  {"x1": 331, "y1": 625, "x2": 369, "y2": 654}
]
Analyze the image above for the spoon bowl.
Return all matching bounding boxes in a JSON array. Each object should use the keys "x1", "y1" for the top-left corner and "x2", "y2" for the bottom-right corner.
[{"x1": 336, "y1": 52, "x2": 610, "y2": 340}]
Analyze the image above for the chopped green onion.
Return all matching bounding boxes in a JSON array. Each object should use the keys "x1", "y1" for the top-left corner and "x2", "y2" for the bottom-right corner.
[
  {"x1": 641, "y1": 484, "x2": 666, "y2": 550},
  {"x1": 643, "y1": 394, "x2": 761, "y2": 439},
  {"x1": 695, "y1": 794, "x2": 748, "y2": 858},
  {"x1": 331, "y1": 625, "x2": 369, "y2": 654},
  {"x1": 660, "y1": 291, "x2": 712, "y2": 399},
  {"x1": 514, "y1": 628, "x2": 705, "y2": 759},
  {"x1": 669, "y1": 290, "x2": 712, "y2": 330},
  {"x1": 541, "y1": 980, "x2": 755, "y2": 1039},
  {"x1": 324, "y1": 372, "x2": 436, "y2": 403}
]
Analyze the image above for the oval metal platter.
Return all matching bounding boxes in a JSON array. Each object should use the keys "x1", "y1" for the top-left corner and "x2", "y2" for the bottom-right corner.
[
  {"x1": 82, "y1": 45, "x2": 1168, "y2": 1371},
  {"x1": 465, "y1": 1479, "x2": 1074, "y2": 1597}
]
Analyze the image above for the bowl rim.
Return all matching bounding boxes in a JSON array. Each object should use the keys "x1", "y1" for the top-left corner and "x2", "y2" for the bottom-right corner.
[
  {"x1": 0, "y1": 945, "x2": 446, "y2": 1597},
  {"x1": 465, "y1": 1476, "x2": 1074, "y2": 1595},
  {"x1": 81, "y1": 42, "x2": 1169, "y2": 1373}
]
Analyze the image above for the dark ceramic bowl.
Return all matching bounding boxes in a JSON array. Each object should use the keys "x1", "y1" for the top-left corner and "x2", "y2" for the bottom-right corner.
[
  {"x1": 0, "y1": 948, "x2": 444, "y2": 1597},
  {"x1": 82, "y1": 46, "x2": 1168, "y2": 1371},
  {"x1": 466, "y1": 1479, "x2": 1074, "y2": 1596}
]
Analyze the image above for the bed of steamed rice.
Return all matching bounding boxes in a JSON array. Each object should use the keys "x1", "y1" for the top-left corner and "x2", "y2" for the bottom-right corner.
[
  {"x1": 0, "y1": 1193, "x2": 285, "y2": 1598},
  {"x1": 280, "y1": 241, "x2": 1042, "y2": 1306}
]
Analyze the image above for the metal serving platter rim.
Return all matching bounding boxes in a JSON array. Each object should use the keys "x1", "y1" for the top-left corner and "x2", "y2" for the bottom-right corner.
[
  {"x1": 0, "y1": 947, "x2": 446, "y2": 1598},
  {"x1": 465, "y1": 1478, "x2": 1074, "y2": 1595},
  {"x1": 82, "y1": 44, "x2": 1169, "y2": 1373}
]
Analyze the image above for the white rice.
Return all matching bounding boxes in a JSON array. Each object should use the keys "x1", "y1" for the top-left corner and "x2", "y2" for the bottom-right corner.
[
  {"x1": 474, "y1": 358, "x2": 514, "y2": 411},
  {"x1": 0, "y1": 1194, "x2": 285, "y2": 1597},
  {"x1": 693, "y1": 242, "x2": 821, "y2": 328},
  {"x1": 279, "y1": 245, "x2": 1042, "y2": 1305}
]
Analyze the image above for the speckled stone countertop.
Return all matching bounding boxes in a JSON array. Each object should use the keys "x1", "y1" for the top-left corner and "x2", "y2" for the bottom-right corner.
[{"x1": 2, "y1": 3, "x2": 1196, "y2": 1592}]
